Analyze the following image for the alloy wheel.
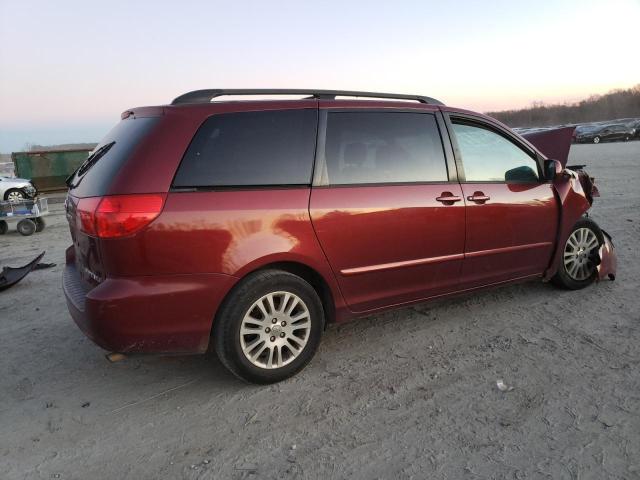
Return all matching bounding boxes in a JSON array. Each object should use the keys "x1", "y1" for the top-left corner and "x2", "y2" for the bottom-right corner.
[
  {"x1": 563, "y1": 227, "x2": 599, "y2": 281},
  {"x1": 240, "y1": 291, "x2": 311, "y2": 369},
  {"x1": 7, "y1": 190, "x2": 24, "y2": 202}
]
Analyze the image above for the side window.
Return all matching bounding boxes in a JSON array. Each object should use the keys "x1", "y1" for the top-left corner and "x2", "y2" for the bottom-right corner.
[
  {"x1": 322, "y1": 112, "x2": 448, "y2": 185},
  {"x1": 452, "y1": 121, "x2": 540, "y2": 183},
  {"x1": 173, "y1": 109, "x2": 317, "y2": 187}
]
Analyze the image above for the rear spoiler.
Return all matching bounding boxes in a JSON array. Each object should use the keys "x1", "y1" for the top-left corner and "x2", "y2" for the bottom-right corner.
[{"x1": 521, "y1": 126, "x2": 575, "y2": 167}]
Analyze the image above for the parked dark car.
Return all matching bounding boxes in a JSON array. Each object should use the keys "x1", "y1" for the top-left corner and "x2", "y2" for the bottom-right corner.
[
  {"x1": 575, "y1": 123, "x2": 634, "y2": 143},
  {"x1": 62, "y1": 89, "x2": 617, "y2": 383},
  {"x1": 624, "y1": 119, "x2": 640, "y2": 139}
]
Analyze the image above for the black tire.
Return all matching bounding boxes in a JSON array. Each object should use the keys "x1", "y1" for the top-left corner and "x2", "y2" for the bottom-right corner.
[
  {"x1": 17, "y1": 219, "x2": 36, "y2": 236},
  {"x1": 552, "y1": 217, "x2": 604, "y2": 290},
  {"x1": 0, "y1": 220, "x2": 7, "y2": 235},
  {"x1": 4, "y1": 188, "x2": 25, "y2": 202},
  {"x1": 213, "y1": 269, "x2": 324, "y2": 384},
  {"x1": 593, "y1": 136, "x2": 600, "y2": 144},
  {"x1": 34, "y1": 217, "x2": 46, "y2": 232}
]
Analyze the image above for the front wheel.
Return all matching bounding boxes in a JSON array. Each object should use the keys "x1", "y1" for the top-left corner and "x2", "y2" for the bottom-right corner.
[
  {"x1": 593, "y1": 136, "x2": 600, "y2": 144},
  {"x1": 213, "y1": 270, "x2": 324, "y2": 384},
  {"x1": 4, "y1": 188, "x2": 25, "y2": 202},
  {"x1": 552, "y1": 218, "x2": 604, "y2": 290}
]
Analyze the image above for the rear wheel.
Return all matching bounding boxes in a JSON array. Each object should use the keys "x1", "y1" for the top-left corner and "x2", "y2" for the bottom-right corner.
[
  {"x1": 593, "y1": 136, "x2": 600, "y2": 144},
  {"x1": 17, "y1": 219, "x2": 36, "y2": 236},
  {"x1": 0, "y1": 220, "x2": 7, "y2": 235},
  {"x1": 213, "y1": 270, "x2": 324, "y2": 384},
  {"x1": 552, "y1": 218, "x2": 604, "y2": 290}
]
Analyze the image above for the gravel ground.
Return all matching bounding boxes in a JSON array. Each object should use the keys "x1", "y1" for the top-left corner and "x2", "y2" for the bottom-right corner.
[{"x1": 1, "y1": 142, "x2": 639, "y2": 480}]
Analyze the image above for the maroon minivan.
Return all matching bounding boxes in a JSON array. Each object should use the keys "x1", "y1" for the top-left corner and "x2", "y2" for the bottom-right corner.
[{"x1": 63, "y1": 89, "x2": 616, "y2": 383}]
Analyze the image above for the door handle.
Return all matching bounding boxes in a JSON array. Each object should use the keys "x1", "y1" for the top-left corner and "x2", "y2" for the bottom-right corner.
[
  {"x1": 467, "y1": 192, "x2": 490, "y2": 203},
  {"x1": 436, "y1": 192, "x2": 462, "y2": 204}
]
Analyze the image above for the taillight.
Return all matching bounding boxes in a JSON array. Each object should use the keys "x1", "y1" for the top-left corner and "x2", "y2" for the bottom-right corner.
[
  {"x1": 76, "y1": 194, "x2": 166, "y2": 238},
  {"x1": 76, "y1": 197, "x2": 101, "y2": 236}
]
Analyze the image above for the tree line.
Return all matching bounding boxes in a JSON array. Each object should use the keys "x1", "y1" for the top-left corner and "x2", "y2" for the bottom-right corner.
[{"x1": 487, "y1": 85, "x2": 640, "y2": 127}]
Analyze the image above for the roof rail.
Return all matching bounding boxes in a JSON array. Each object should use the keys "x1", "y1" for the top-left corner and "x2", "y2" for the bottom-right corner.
[{"x1": 171, "y1": 89, "x2": 444, "y2": 106}]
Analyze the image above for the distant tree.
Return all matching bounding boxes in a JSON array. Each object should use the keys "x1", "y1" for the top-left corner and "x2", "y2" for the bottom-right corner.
[{"x1": 487, "y1": 85, "x2": 640, "y2": 127}]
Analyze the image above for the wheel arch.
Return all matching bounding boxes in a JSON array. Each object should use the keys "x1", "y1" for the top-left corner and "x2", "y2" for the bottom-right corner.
[
  {"x1": 214, "y1": 259, "x2": 342, "y2": 334},
  {"x1": 544, "y1": 170, "x2": 593, "y2": 280},
  {"x1": 255, "y1": 261, "x2": 336, "y2": 325},
  {"x1": 4, "y1": 187, "x2": 25, "y2": 200}
]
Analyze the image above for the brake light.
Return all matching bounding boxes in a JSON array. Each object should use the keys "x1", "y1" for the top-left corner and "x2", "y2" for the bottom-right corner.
[
  {"x1": 76, "y1": 197, "x2": 101, "y2": 236},
  {"x1": 77, "y1": 194, "x2": 166, "y2": 238}
]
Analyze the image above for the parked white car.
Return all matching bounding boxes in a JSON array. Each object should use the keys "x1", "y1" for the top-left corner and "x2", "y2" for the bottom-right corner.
[{"x1": 0, "y1": 176, "x2": 37, "y2": 201}]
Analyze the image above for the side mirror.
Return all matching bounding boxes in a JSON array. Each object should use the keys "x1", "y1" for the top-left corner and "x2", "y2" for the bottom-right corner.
[
  {"x1": 505, "y1": 165, "x2": 538, "y2": 183},
  {"x1": 544, "y1": 159, "x2": 563, "y2": 181}
]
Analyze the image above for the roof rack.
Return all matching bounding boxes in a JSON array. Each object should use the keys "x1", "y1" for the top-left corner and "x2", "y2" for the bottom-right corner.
[{"x1": 171, "y1": 89, "x2": 443, "y2": 106}]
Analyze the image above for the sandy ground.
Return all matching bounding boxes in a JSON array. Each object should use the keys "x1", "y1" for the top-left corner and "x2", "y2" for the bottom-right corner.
[{"x1": 1, "y1": 142, "x2": 639, "y2": 480}]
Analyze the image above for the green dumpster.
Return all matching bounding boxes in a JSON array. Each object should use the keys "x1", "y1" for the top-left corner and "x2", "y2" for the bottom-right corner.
[{"x1": 11, "y1": 149, "x2": 92, "y2": 192}]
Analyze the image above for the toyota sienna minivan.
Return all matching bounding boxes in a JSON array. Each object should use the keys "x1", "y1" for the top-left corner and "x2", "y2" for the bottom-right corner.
[{"x1": 63, "y1": 89, "x2": 616, "y2": 383}]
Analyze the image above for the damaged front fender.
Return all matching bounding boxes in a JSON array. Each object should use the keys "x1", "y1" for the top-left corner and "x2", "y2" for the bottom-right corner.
[
  {"x1": 544, "y1": 169, "x2": 591, "y2": 280},
  {"x1": 521, "y1": 126, "x2": 616, "y2": 283},
  {"x1": 543, "y1": 168, "x2": 616, "y2": 282}
]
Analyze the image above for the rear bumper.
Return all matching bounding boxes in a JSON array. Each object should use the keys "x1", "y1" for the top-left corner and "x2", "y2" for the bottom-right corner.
[{"x1": 63, "y1": 260, "x2": 237, "y2": 354}]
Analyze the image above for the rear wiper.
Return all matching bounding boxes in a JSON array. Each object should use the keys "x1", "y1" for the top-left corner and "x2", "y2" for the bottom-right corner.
[{"x1": 66, "y1": 141, "x2": 115, "y2": 188}]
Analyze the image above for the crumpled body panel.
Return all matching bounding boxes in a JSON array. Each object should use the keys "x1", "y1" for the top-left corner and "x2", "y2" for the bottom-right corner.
[
  {"x1": 597, "y1": 231, "x2": 617, "y2": 281},
  {"x1": 518, "y1": 125, "x2": 616, "y2": 283},
  {"x1": 544, "y1": 170, "x2": 590, "y2": 280},
  {"x1": 0, "y1": 252, "x2": 45, "y2": 292},
  {"x1": 543, "y1": 169, "x2": 617, "y2": 282}
]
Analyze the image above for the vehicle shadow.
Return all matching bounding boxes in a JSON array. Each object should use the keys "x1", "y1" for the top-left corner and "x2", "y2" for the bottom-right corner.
[
  {"x1": 10, "y1": 275, "x2": 580, "y2": 419},
  {"x1": 91, "y1": 278, "x2": 557, "y2": 393}
]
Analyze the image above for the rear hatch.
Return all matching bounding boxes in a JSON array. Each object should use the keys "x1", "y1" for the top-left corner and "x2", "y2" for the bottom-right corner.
[{"x1": 65, "y1": 116, "x2": 160, "y2": 288}]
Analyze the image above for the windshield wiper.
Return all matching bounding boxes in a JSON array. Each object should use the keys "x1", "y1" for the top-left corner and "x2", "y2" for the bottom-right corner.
[{"x1": 66, "y1": 141, "x2": 115, "y2": 189}]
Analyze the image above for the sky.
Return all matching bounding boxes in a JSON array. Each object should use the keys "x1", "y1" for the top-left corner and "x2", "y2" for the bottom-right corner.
[{"x1": 1, "y1": 0, "x2": 639, "y2": 152}]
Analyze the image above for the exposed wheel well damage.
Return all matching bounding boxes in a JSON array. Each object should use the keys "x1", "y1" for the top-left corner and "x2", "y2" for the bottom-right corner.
[
  {"x1": 544, "y1": 167, "x2": 616, "y2": 282},
  {"x1": 544, "y1": 169, "x2": 593, "y2": 280}
]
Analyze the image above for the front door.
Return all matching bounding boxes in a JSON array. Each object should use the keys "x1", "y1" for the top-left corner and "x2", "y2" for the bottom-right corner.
[
  {"x1": 447, "y1": 117, "x2": 559, "y2": 288},
  {"x1": 309, "y1": 109, "x2": 465, "y2": 312}
]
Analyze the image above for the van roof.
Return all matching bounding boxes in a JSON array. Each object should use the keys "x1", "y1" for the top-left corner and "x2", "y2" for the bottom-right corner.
[{"x1": 170, "y1": 89, "x2": 445, "y2": 106}]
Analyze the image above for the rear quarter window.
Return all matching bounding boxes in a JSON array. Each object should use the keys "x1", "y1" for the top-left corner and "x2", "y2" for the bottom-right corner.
[
  {"x1": 172, "y1": 109, "x2": 318, "y2": 188},
  {"x1": 68, "y1": 117, "x2": 159, "y2": 197}
]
